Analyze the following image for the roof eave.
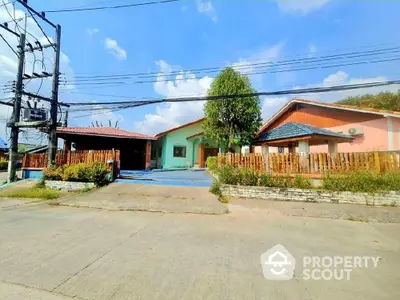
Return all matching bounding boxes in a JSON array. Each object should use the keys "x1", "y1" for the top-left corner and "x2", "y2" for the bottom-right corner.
[{"x1": 57, "y1": 131, "x2": 157, "y2": 141}]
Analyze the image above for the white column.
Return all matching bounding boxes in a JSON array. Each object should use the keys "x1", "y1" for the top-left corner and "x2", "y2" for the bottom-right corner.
[
  {"x1": 298, "y1": 140, "x2": 310, "y2": 154},
  {"x1": 328, "y1": 141, "x2": 338, "y2": 154},
  {"x1": 262, "y1": 145, "x2": 269, "y2": 171},
  {"x1": 387, "y1": 117, "x2": 394, "y2": 151},
  {"x1": 261, "y1": 145, "x2": 269, "y2": 155}
]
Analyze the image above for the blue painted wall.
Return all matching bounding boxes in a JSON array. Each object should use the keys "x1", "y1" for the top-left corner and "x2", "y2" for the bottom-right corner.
[{"x1": 22, "y1": 169, "x2": 43, "y2": 179}]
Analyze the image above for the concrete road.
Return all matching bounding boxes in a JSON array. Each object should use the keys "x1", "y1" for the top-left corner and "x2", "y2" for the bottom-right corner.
[
  {"x1": 0, "y1": 200, "x2": 399, "y2": 299},
  {"x1": 0, "y1": 171, "x2": 7, "y2": 182}
]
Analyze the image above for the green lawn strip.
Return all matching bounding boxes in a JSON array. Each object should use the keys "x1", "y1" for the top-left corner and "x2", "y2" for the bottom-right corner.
[{"x1": 0, "y1": 187, "x2": 61, "y2": 200}]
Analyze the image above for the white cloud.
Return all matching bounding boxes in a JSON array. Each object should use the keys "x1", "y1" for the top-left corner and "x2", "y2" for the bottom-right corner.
[
  {"x1": 104, "y1": 38, "x2": 127, "y2": 60},
  {"x1": 196, "y1": 0, "x2": 217, "y2": 22},
  {"x1": 308, "y1": 43, "x2": 317, "y2": 57},
  {"x1": 314, "y1": 71, "x2": 398, "y2": 102},
  {"x1": 232, "y1": 42, "x2": 284, "y2": 89},
  {"x1": 275, "y1": 0, "x2": 331, "y2": 15},
  {"x1": 232, "y1": 43, "x2": 284, "y2": 75},
  {"x1": 262, "y1": 97, "x2": 289, "y2": 121},
  {"x1": 86, "y1": 28, "x2": 100, "y2": 36},
  {"x1": 134, "y1": 60, "x2": 213, "y2": 134},
  {"x1": 89, "y1": 105, "x2": 124, "y2": 126}
]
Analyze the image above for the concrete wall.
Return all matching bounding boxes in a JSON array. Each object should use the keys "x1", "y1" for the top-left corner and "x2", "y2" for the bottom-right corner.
[
  {"x1": 45, "y1": 180, "x2": 95, "y2": 191},
  {"x1": 221, "y1": 185, "x2": 400, "y2": 206},
  {"x1": 311, "y1": 117, "x2": 390, "y2": 152}
]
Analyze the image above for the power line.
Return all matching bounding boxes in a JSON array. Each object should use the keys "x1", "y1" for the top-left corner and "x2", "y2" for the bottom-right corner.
[
  {"x1": 25, "y1": 7, "x2": 56, "y2": 50},
  {"x1": 66, "y1": 80, "x2": 400, "y2": 112},
  {"x1": 59, "y1": 55, "x2": 400, "y2": 89},
  {"x1": 0, "y1": 33, "x2": 18, "y2": 56},
  {"x1": 43, "y1": 0, "x2": 181, "y2": 13},
  {"x1": 66, "y1": 46, "x2": 400, "y2": 81}
]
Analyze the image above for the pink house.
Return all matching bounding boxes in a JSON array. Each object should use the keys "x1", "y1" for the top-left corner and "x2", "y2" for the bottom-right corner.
[{"x1": 256, "y1": 98, "x2": 400, "y2": 153}]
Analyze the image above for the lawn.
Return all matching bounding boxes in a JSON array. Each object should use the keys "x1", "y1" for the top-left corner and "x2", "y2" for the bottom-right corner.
[{"x1": 0, "y1": 187, "x2": 60, "y2": 200}]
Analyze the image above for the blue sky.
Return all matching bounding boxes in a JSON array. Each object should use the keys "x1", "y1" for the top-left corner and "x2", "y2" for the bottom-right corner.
[{"x1": 1, "y1": 0, "x2": 400, "y2": 140}]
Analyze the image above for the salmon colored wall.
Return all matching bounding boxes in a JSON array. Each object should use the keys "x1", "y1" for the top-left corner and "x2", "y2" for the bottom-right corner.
[
  {"x1": 311, "y1": 118, "x2": 389, "y2": 153},
  {"x1": 392, "y1": 118, "x2": 400, "y2": 150},
  {"x1": 268, "y1": 105, "x2": 379, "y2": 130}
]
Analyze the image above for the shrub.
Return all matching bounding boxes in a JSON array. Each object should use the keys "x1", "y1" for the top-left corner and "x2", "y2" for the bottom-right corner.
[
  {"x1": 217, "y1": 165, "x2": 239, "y2": 185},
  {"x1": 323, "y1": 171, "x2": 400, "y2": 193},
  {"x1": 43, "y1": 162, "x2": 109, "y2": 186},
  {"x1": 43, "y1": 166, "x2": 64, "y2": 181},
  {"x1": 206, "y1": 156, "x2": 218, "y2": 171},
  {"x1": 293, "y1": 175, "x2": 312, "y2": 189},
  {"x1": 215, "y1": 165, "x2": 312, "y2": 189},
  {"x1": 88, "y1": 162, "x2": 109, "y2": 186},
  {"x1": 209, "y1": 179, "x2": 221, "y2": 196},
  {"x1": 237, "y1": 168, "x2": 259, "y2": 186},
  {"x1": 0, "y1": 158, "x2": 7, "y2": 170}
]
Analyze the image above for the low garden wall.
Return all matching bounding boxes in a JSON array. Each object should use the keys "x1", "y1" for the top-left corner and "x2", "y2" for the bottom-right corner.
[
  {"x1": 45, "y1": 180, "x2": 95, "y2": 191},
  {"x1": 221, "y1": 185, "x2": 400, "y2": 206}
]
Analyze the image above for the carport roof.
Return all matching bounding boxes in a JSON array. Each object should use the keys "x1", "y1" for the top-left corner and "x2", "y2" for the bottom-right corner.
[
  {"x1": 255, "y1": 122, "x2": 353, "y2": 145},
  {"x1": 57, "y1": 127, "x2": 156, "y2": 140}
]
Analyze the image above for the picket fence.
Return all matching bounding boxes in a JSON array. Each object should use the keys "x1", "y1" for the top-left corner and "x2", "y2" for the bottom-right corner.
[
  {"x1": 22, "y1": 150, "x2": 120, "y2": 169},
  {"x1": 217, "y1": 151, "x2": 400, "y2": 174}
]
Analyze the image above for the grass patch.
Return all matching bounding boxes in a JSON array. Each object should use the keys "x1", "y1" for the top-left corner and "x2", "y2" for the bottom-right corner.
[
  {"x1": 323, "y1": 171, "x2": 400, "y2": 193},
  {"x1": 216, "y1": 165, "x2": 312, "y2": 189},
  {"x1": 345, "y1": 216, "x2": 368, "y2": 223},
  {"x1": 0, "y1": 187, "x2": 60, "y2": 200},
  {"x1": 209, "y1": 179, "x2": 229, "y2": 203}
]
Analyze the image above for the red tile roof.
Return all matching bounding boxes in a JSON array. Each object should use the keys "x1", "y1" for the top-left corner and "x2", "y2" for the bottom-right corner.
[
  {"x1": 56, "y1": 127, "x2": 156, "y2": 140},
  {"x1": 155, "y1": 118, "x2": 205, "y2": 138}
]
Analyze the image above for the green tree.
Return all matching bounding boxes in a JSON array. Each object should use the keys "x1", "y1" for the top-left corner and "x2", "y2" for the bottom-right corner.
[
  {"x1": 336, "y1": 91, "x2": 400, "y2": 111},
  {"x1": 203, "y1": 67, "x2": 262, "y2": 151}
]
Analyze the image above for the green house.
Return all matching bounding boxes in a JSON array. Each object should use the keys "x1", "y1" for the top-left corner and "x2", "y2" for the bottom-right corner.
[{"x1": 153, "y1": 118, "x2": 220, "y2": 169}]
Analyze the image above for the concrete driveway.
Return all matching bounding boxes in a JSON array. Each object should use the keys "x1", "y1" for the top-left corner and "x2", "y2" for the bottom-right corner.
[
  {"x1": 56, "y1": 182, "x2": 228, "y2": 215},
  {"x1": 0, "y1": 199, "x2": 399, "y2": 299}
]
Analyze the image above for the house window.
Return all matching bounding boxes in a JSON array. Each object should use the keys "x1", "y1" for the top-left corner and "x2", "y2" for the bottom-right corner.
[{"x1": 173, "y1": 146, "x2": 186, "y2": 158}]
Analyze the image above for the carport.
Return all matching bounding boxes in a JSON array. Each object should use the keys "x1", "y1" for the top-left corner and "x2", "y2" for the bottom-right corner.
[{"x1": 57, "y1": 127, "x2": 156, "y2": 170}]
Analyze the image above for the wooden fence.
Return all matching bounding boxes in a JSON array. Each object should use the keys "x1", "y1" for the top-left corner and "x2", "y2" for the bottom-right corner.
[
  {"x1": 217, "y1": 151, "x2": 400, "y2": 174},
  {"x1": 22, "y1": 150, "x2": 120, "y2": 169}
]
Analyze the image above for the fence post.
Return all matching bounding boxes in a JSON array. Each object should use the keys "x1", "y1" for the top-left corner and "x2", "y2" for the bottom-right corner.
[{"x1": 374, "y1": 152, "x2": 380, "y2": 173}]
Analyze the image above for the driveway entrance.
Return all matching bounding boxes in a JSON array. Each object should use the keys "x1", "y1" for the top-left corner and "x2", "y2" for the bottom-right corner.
[
  {"x1": 117, "y1": 170, "x2": 213, "y2": 187},
  {"x1": 56, "y1": 182, "x2": 227, "y2": 215}
]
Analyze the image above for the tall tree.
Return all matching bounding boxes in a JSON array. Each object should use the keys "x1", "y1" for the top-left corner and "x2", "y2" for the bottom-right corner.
[
  {"x1": 336, "y1": 91, "x2": 400, "y2": 111},
  {"x1": 203, "y1": 67, "x2": 262, "y2": 151}
]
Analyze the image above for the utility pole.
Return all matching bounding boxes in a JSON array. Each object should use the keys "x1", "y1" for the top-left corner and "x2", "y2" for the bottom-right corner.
[
  {"x1": 48, "y1": 24, "x2": 61, "y2": 166},
  {"x1": 7, "y1": 33, "x2": 26, "y2": 183}
]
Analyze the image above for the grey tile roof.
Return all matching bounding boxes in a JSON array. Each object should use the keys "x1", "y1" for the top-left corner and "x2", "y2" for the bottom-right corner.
[{"x1": 256, "y1": 122, "x2": 353, "y2": 143}]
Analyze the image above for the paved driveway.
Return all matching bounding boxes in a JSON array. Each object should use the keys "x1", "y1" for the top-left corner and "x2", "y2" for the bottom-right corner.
[
  {"x1": 56, "y1": 182, "x2": 227, "y2": 215},
  {"x1": 117, "y1": 170, "x2": 213, "y2": 187},
  {"x1": 0, "y1": 199, "x2": 399, "y2": 299}
]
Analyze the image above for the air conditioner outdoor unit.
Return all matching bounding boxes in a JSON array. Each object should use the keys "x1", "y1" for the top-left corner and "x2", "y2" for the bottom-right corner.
[{"x1": 348, "y1": 127, "x2": 364, "y2": 136}]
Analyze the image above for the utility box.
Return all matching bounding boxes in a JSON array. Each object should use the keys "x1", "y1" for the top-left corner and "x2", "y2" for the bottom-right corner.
[{"x1": 22, "y1": 108, "x2": 47, "y2": 122}]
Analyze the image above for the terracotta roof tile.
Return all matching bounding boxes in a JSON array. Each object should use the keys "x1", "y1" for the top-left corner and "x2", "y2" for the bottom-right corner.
[{"x1": 56, "y1": 127, "x2": 156, "y2": 140}]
